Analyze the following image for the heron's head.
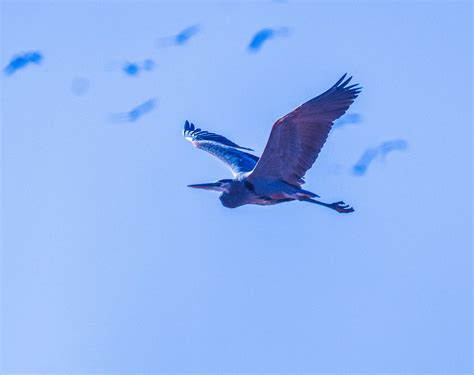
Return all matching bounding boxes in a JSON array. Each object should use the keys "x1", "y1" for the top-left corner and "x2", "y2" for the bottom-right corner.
[{"x1": 187, "y1": 179, "x2": 233, "y2": 192}]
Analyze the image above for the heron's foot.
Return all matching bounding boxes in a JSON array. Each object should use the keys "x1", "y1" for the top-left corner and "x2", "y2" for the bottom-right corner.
[{"x1": 329, "y1": 201, "x2": 354, "y2": 214}]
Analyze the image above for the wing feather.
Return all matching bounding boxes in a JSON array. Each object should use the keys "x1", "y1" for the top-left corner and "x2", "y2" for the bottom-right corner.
[
  {"x1": 183, "y1": 121, "x2": 259, "y2": 176},
  {"x1": 249, "y1": 74, "x2": 361, "y2": 186}
]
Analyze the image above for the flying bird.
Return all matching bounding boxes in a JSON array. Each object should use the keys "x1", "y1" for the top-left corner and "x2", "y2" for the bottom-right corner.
[
  {"x1": 353, "y1": 139, "x2": 408, "y2": 175},
  {"x1": 123, "y1": 62, "x2": 140, "y2": 76},
  {"x1": 157, "y1": 24, "x2": 200, "y2": 47},
  {"x1": 333, "y1": 112, "x2": 362, "y2": 129},
  {"x1": 248, "y1": 27, "x2": 289, "y2": 52},
  {"x1": 183, "y1": 74, "x2": 361, "y2": 213},
  {"x1": 110, "y1": 98, "x2": 156, "y2": 123},
  {"x1": 122, "y1": 59, "x2": 155, "y2": 76},
  {"x1": 352, "y1": 148, "x2": 378, "y2": 176},
  {"x1": 3, "y1": 51, "x2": 43, "y2": 76}
]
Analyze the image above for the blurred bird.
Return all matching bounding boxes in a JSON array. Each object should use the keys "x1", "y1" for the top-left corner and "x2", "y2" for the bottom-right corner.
[
  {"x1": 3, "y1": 51, "x2": 43, "y2": 76},
  {"x1": 248, "y1": 27, "x2": 289, "y2": 52},
  {"x1": 352, "y1": 148, "x2": 378, "y2": 176},
  {"x1": 184, "y1": 74, "x2": 361, "y2": 213},
  {"x1": 379, "y1": 139, "x2": 408, "y2": 159},
  {"x1": 110, "y1": 98, "x2": 156, "y2": 123},
  {"x1": 157, "y1": 24, "x2": 200, "y2": 47},
  {"x1": 353, "y1": 139, "x2": 408, "y2": 175},
  {"x1": 122, "y1": 59, "x2": 155, "y2": 76},
  {"x1": 123, "y1": 62, "x2": 140, "y2": 76},
  {"x1": 333, "y1": 113, "x2": 362, "y2": 129}
]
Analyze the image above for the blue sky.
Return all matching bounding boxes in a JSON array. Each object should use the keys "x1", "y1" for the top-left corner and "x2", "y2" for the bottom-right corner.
[{"x1": 1, "y1": 1, "x2": 472, "y2": 373}]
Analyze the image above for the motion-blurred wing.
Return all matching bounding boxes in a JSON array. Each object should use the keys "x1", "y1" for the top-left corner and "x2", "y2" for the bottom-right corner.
[
  {"x1": 249, "y1": 74, "x2": 361, "y2": 186},
  {"x1": 183, "y1": 121, "x2": 259, "y2": 176}
]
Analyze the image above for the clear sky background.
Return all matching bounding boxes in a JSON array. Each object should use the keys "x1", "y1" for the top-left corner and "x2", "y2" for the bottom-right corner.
[{"x1": 1, "y1": 1, "x2": 472, "y2": 374}]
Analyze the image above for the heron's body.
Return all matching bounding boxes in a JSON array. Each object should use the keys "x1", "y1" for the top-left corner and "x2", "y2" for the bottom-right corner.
[
  {"x1": 214, "y1": 178, "x2": 317, "y2": 208},
  {"x1": 183, "y1": 74, "x2": 361, "y2": 213}
]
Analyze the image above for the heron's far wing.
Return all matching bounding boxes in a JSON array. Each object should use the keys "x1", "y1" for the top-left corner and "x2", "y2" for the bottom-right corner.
[
  {"x1": 183, "y1": 121, "x2": 259, "y2": 176},
  {"x1": 249, "y1": 74, "x2": 362, "y2": 186}
]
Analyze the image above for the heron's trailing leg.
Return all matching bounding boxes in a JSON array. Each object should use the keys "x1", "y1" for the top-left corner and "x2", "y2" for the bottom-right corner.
[{"x1": 303, "y1": 198, "x2": 354, "y2": 213}]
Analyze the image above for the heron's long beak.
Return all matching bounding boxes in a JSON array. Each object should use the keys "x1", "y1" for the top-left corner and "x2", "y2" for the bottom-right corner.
[{"x1": 187, "y1": 182, "x2": 223, "y2": 191}]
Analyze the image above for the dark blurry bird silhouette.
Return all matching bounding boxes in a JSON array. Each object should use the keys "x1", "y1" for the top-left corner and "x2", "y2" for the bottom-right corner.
[
  {"x1": 333, "y1": 113, "x2": 362, "y2": 129},
  {"x1": 184, "y1": 74, "x2": 361, "y2": 213},
  {"x1": 157, "y1": 24, "x2": 200, "y2": 47},
  {"x1": 3, "y1": 51, "x2": 43, "y2": 76},
  {"x1": 379, "y1": 139, "x2": 408, "y2": 159},
  {"x1": 142, "y1": 59, "x2": 155, "y2": 71},
  {"x1": 353, "y1": 139, "x2": 408, "y2": 175},
  {"x1": 352, "y1": 149, "x2": 378, "y2": 176},
  {"x1": 123, "y1": 62, "x2": 140, "y2": 76},
  {"x1": 110, "y1": 98, "x2": 156, "y2": 123},
  {"x1": 122, "y1": 59, "x2": 155, "y2": 76},
  {"x1": 248, "y1": 27, "x2": 289, "y2": 52}
]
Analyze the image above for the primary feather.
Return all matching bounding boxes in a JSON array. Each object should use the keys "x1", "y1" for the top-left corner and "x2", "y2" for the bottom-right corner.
[
  {"x1": 249, "y1": 74, "x2": 362, "y2": 186},
  {"x1": 183, "y1": 121, "x2": 259, "y2": 176}
]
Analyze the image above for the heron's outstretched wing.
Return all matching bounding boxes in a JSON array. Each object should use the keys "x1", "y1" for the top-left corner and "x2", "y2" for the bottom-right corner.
[
  {"x1": 249, "y1": 74, "x2": 361, "y2": 186},
  {"x1": 183, "y1": 121, "x2": 259, "y2": 176}
]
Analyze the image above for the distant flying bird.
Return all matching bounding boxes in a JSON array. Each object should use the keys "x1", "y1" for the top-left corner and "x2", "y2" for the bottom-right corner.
[
  {"x1": 3, "y1": 51, "x2": 43, "y2": 76},
  {"x1": 351, "y1": 148, "x2": 378, "y2": 176},
  {"x1": 110, "y1": 98, "x2": 156, "y2": 123},
  {"x1": 157, "y1": 24, "x2": 200, "y2": 47},
  {"x1": 352, "y1": 139, "x2": 408, "y2": 175},
  {"x1": 379, "y1": 139, "x2": 408, "y2": 159},
  {"x1": 333, "y1": 113, "x2": 362, "y2": 129},
  {"x1": 248, "y1": 27, "x2": 289, "y2": 52},
  {"x1": 142, "y1": 59, "x2": 155, "y2": 71},
  {"x1": 122, "y1": 59, "x2": 155, "y2": 76},
  {"x1": 123, "y1": 62, "x2": 140, "y2": 76},
  {"x1": 184, "y1": 74, "x2": 361, "y2": 213}
]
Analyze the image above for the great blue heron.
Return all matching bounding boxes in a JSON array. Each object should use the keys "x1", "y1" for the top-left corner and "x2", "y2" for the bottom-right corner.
[{"x1": 184, "y1": 74, "x2": 361, "y2": 213}]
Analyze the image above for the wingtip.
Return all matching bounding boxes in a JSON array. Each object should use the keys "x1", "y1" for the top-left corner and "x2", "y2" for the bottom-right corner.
[
  {"x1": 341, "y1": 75, "x2": 353, "y2": 88},
  {"x1": 336, "y1": 74, "x2": 363, "y2": 95},
  {"x1": 334, "y1": 73, "x2": 347, "y2": 87},
  {"x1": 183, "y1": 120, "x2": 195, "y2": 135}
]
